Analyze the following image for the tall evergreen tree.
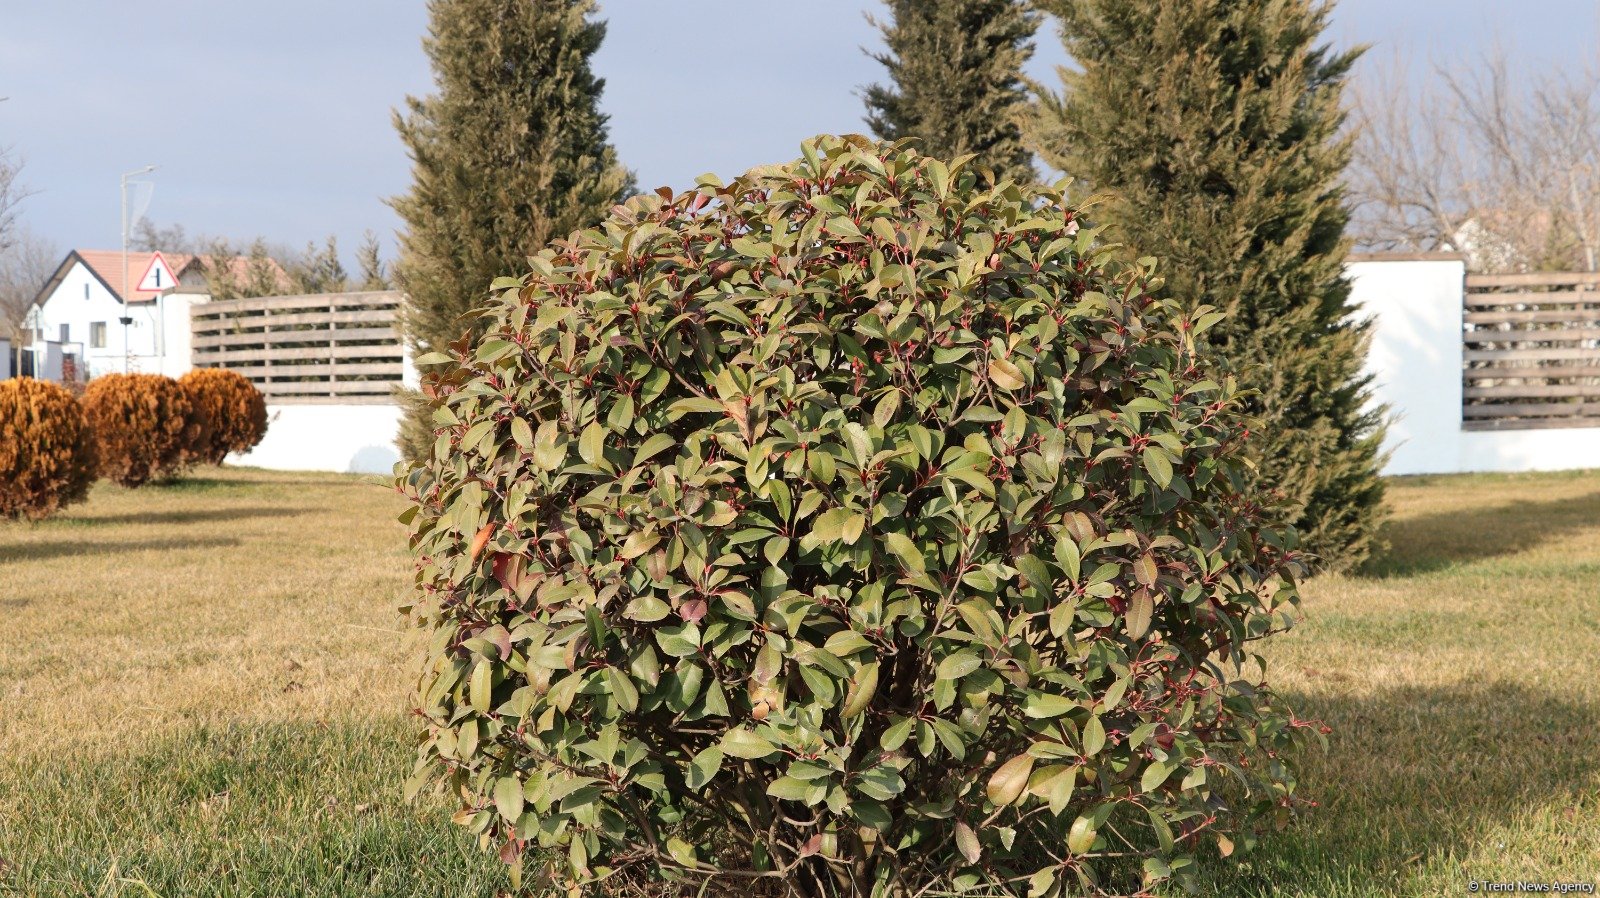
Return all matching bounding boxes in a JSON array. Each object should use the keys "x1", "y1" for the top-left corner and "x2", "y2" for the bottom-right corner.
[
  {"x1": 392, "y1": 0, "x2": 631, "y2": 461},
  {"x1": 291, "y1": 236, "x2": 349, "y2": 295},
  {"x1": 864, "y1": 0, "x2": 1039, "y2": 185},
  {"x1": 357, "y1": 230, "x2": 390, "y2": 291},
  {"x1": 1033, "y1": 0, "x2": 1386, "y2": 568}
]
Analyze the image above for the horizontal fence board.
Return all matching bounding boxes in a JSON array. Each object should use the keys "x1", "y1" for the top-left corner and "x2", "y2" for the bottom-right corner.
[
  {"x1": 1465, "y1": 308, "x2": 1600, "y2": 325},
  {"x1": 191, "y1": 325, "x2": 399, "y2": 349},
  {"x1": 191, "y1": 308, "x2": 393, "y2": 334},
  {"x1": 1465, "y1": 289, "x2": 1600, "y2": 307},
  {"x1": 1465, "y1": 347, "x2": 1600, "y2": 362},
  {"x1": 197, "y1": 362, "x2": 401, "y2": 379},
  {"x1": 196, "y1": 291, "x2": 402, "y2": 316},
  {"x1": 1464, "y1": 384, "x2": 1600, "y2": 399},
  {"x1": 1463, "y1": 327, "x2": 1600, "y2": 345},
  {"x1": 1463, "y1": 417, "x2": 1600, "y2": 432},
  {"x1": 259, "y1": 380, "x2": 398, "y2": 395},
  {"x1": 1465, "y1": 364, "x2": 1600, "y2": 380},
  {"x1": 1466, "y1": 272, "x2": 1600, "y2": 288},
  {"x1": 1462, "y1": 401, "x2": 1600, "y2": 418},
  {"x1": 193, "y1": 345, "x2": 404, "y2": 364}
]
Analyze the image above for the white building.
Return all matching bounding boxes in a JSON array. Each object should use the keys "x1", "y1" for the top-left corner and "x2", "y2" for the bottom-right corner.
[{"x1": 22, "y1": 249, "x2": 206, "y2": 381}]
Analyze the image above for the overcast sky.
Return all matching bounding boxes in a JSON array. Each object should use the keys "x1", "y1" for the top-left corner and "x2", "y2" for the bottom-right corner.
[{"x1": 1, "y1": 1, "x2": 1596, "y2": 266}]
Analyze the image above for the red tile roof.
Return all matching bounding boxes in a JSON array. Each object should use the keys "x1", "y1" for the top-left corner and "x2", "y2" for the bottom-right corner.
[
  {"x1": 33, "y1": 250, "x2": 294, "y2": 308},
  {"x1": 74, "y1": 249, "x2": 198, "y2": 303}
]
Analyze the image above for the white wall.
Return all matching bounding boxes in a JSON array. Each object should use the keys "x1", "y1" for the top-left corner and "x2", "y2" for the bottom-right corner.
[
  {"x1": 230, "y1": 403, "x2": 404, "y2": 475},
  {"x1": 1350, "y1": 254, "x2": 1600, "y2": 475}
]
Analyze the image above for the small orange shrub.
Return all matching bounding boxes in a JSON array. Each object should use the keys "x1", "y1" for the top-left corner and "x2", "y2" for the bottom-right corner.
[
  {"x1": 178, "y1": 369, "x2": 268, "y2": 465},
  {"x1": 0, "y1": 377, "x2": 98, "y2": 520},
  {"x1": 82, "y1": 373, "x2": 193, "y2": 487}
]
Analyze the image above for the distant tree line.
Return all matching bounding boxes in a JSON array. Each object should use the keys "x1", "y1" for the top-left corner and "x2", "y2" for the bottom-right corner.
[{"x1": 130, "y1": 221, "x2": 391, "y2": 299}]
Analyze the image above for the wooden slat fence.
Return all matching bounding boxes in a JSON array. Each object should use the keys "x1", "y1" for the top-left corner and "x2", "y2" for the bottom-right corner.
[
  {"x1": 190, "y1": 291, "x2": 404, "y2": 405},
  {"x1": 1463, "y1": 272, "x2": 1600, "y2": 430}
]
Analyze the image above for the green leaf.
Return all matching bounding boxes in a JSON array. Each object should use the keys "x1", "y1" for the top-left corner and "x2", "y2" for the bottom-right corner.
[
  {"x1": 493, "y1": 775, "x2": 523, "y2": 822},
  {"x1": 1082, "y1": 715, "x2": 1106, "y2": 756},
  {"x1": 1021, "y1": 692, "x2": 1077, "y2": 719},
  {"x1": 578, "y1": 421, "x2": 605, "y2": 465},
  {"x1": 604, "y1": 666, "x2": 639, "y2": 713},
  {"x1": 766, "y1": 776, "x2": 813, "y2": 801},
  {"x1": 632, "y1": 433, "x2": 676, "y2": 468},
  {"x1": 810, "y1": 507, "x2": 851, "y2": 543},
  {"x1": 1142, "y1": 447, "x2": 1173, "y2": 488},
  {"x1": 721, "y1": 728, "x2": 777, "y2": 760},
  {"x1": 986, "y1": 752, "x2": 1033, "y2": 806},
  {"x1": 620, "y1": 528, "x2": 661, "y2": 560},
  {"x1": 468, "y1": 661, "x2": 492, "y2": 713},
  {"x1": 884, "y1": 531, "x2": 925, "y2": 574},
  {"x1": 1141, "y1": 759, "x2": 1176, "y2": 792},
  {"x1": 510, "y1": 417, "x2": 533, "y2": 451},
  {"x1": 686, "y1": 746, "x2": 725, "y2": 789},
  {"x1": 936, "y1": 651, "x2": 981, "y2": 682},
  {"x1": 1067, "y1": 814, "x2": 1097, "y2": 855},
  {"x1": 1125, "y1": 588, "x2": 1153, "y2": 640},
  {"x1": 841, "y1": 661, "x2": 879, "y2": 719},
  {"x1": 880, "y1": 716, "x2": 915, "y2": 751},
  {"x1": 624, "y1": 595, "x2": 670, "y2": 622},
  {"x1": 955, "y1": 821, "x2": 981, "y2": 864}
]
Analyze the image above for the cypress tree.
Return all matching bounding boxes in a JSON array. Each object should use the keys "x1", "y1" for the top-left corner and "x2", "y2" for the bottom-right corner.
[
  {"x1": 863, "y1": 0, "x2": 1039, "y2": 185},
  {"x1": 392, "y1": 0, "x2": 631, "y2": 462},
  {"x1": 1034, "y1": 0, "x2": 1386, "y2": 568},
  {"x1": 357, "y1": 230, "x2": 390, "y2": 291}
]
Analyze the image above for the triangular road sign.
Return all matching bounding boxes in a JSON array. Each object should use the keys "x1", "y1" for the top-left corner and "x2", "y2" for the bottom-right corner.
[{"x1": 136, "y1": 251, "x2": 178, "y2": 293}]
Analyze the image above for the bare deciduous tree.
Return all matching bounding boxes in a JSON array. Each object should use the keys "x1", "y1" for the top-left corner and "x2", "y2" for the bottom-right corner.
[
  {"x1": 0, "y1": 227, "x2": 60, "y2": 343},
  {"x1": 0, "y1": 145, "x2": 33, "y2": 258},
  {"x1": 1350, "y1": 50, "x2": 1600, "y2": 272}
]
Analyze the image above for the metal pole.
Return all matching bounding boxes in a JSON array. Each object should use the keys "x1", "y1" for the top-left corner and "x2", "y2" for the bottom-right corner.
[{"x1": 119, "y1": 165, "x2": 155, "y2": 374}]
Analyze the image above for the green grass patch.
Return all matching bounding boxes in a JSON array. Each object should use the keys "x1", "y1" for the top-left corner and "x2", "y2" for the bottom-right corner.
[{"x1": 2, "y1": 466, "x2": 1598, "y2": 896}]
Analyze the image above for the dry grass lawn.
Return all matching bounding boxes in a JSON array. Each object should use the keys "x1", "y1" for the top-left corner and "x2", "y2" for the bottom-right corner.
[{"x1": 1, "y1": 466, "x2": 1598, "y2": 896}]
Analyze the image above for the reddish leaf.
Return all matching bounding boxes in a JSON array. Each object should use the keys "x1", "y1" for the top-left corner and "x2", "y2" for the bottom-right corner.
[{"x1": 470, "y1": 523, "x2": 495, "y2": 561}]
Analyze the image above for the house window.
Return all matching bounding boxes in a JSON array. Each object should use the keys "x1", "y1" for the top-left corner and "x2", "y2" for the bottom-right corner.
[
  {"x1": 84, "y1": 283, "x2": 90, "y2": 300},
  {"x1": 90, "y1": 322, "x2": 107, "y2": 349},
  {"x1": 59, "y1": 324, "x2": 69, "y2": 343}
]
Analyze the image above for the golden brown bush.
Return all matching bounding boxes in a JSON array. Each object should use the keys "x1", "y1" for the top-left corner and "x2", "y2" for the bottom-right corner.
[
  {"x1": 178, "y1": 369, "x2": 268, "y2": 465},
  {"x1": 82, "y1": 373, "x2": 193, "y2": 487},
  {"x1": 0, "y1": 377, "x2": 98, "y2": 520}
]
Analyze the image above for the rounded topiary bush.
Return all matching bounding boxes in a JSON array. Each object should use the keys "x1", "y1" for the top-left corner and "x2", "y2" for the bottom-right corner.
[
  {"x1": 402, "y1": 136, "x2": 1316, "y2": 897},
  {"x1": 178, "y1": 368, "x2": 268, "y2": 465},
  {"x1": 83, "y1": 373, "x2": 194, "y2": 487},
  {"x1": 0, "y1": 377, "x2": 98, "y2": 520}
]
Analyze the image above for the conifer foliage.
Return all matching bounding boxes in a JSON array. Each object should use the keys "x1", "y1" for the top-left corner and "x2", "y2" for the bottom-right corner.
[
  {"x1": 864, "y1": 0, "x2": 1039, "y2": 186},
  {"x1": 1033, "y1": 0, "x2": 1386, "y2": 567},
  {"x1": 392, "y1": 0, "x2": 631, "y2": 462}
]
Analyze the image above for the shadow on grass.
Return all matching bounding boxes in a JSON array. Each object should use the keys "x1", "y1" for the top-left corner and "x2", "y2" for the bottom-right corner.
[
  {"x1": 1359, "y1": 489, "x2": 1600, "y2": 578},
  {"x1": 0, "y1": 535, "x2": 242, "y2": 565},
  {"x1": 151, "y1": 475, "x2": 350, "y2": 492},
  {"x1": 1199, "y1": 680, "x2": 1600, "y2": 896},
  {"x1": 59, "y1": 506, "x2": 307, "y2": 528},
  {"x1": 0, "y1": 718, "x2": 505, "y2": 898}
]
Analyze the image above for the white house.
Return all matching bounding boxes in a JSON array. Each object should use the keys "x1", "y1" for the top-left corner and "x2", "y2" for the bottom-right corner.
[{"x1": 22, "y1": 249, "x2": 207, "y2": 381}]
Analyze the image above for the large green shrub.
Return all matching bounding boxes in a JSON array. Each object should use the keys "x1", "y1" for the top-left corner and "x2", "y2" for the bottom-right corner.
[
  {"x1": 402, "y1": 136, "x2": 1317, "y2": 897},
  {"x1": 0, "y1": 377, "x2": 98, "y2": 520}
]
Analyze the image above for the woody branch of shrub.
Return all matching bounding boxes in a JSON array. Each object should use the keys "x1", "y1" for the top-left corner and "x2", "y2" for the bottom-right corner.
[{"x1": 401, "y1": 136, "x2": 1321, "y2": 897}]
